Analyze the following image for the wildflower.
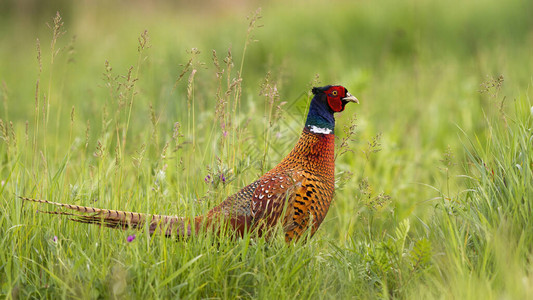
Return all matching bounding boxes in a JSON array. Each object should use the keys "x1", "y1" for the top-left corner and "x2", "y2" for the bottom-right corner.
[
  {"x1": 53, "y1": 236, "x2": 58, "y2": 243},
  {"x1": 221, "y1": 123, "x2": 228, "y2": 137},
  {"x1": 220, "y1": 173, "x2": 226, "y2": 184},
  {"x1": 127, "y1": 235, "x2": 136, "y2": 242},
  {"x1": 204, "y1": 174, "x2": 211, "y2": 183}
]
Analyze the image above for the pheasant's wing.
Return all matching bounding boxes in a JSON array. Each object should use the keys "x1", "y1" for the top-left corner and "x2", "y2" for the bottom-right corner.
[
  {"x1": 284, "y1": 172, "x2": 335, "y2": 242},
  {"x1": 250, "y1": 171, "x2": 304, "y2": 228}
]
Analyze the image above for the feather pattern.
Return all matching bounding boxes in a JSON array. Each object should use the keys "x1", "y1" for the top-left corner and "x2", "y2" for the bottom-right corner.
[{"x1": 20, "y1": 197, "x2": 194, "y2": 237}]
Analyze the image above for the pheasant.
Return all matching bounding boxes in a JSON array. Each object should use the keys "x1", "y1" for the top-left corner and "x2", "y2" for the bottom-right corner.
[{"x1": 22, "y1": 85, "x2": 358, "y2": 242}]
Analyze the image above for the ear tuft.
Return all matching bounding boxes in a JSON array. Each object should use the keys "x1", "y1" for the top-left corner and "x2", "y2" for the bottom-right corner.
[{"x1": 311, "y1": 85, "x2": 331, "y2": 95}]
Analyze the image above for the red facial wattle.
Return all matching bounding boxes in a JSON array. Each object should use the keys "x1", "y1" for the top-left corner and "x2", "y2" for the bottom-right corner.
[{"x1": 326, "y1": 86, "x2": 346, "y2": 112}]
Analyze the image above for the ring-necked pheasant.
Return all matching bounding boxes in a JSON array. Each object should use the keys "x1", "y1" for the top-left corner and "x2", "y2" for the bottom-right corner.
[{"x1": 22, "y1": 85, "x2": 358, "y2": 242}]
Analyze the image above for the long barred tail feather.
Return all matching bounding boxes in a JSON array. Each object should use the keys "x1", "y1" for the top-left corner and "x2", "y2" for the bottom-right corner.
[{"x1": 20, "y1": 196, "x2": 193, "y2": 237}]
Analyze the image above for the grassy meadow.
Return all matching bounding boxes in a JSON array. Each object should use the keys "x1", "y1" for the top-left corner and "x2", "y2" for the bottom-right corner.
[{"x1": 1, "y1": 0, "x2": 533, "y2": 298}]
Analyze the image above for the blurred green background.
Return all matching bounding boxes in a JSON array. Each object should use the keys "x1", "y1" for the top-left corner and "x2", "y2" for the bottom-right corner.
[
  {"x1": 1, "y1": 0, "x2": 531, "y2": 219},
  {"x1": 1, "y1": 0, "x2": 532, "y2": 298}
]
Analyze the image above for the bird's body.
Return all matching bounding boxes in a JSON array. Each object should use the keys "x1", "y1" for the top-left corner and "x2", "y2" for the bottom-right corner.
[{"x1": 22, "y1": 85, "x2": 358, "y2": 242}]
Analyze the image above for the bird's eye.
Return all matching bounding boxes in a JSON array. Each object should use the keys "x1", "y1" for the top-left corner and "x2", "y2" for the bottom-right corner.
[{"x1": 331, "y1": 90, "x2": 338, "y2": 96}]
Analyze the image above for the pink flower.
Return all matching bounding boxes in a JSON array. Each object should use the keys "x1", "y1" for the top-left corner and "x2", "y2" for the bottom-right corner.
[{"x1": 127, "y1": 235, "x2": 136, "y2": 242}]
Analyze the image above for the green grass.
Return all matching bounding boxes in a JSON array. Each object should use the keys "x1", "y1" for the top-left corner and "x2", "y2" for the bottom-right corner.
[{"x1": 1, "y1": 0, "x2": 533, "y2": 298}]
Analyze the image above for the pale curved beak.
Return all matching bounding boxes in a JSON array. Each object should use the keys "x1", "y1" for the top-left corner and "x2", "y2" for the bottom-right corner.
[{"x1": 342, "y1": 92, "x2": 359, "y2": 104}]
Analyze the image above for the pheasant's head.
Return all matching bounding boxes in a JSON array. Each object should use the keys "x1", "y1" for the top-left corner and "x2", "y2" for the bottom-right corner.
[
  {"x1": 311, "y1": 85, "x2": 359, "y2": 112},
  {"x1": 305, "y1": 85, "x2": 358, "y2": 134}
]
